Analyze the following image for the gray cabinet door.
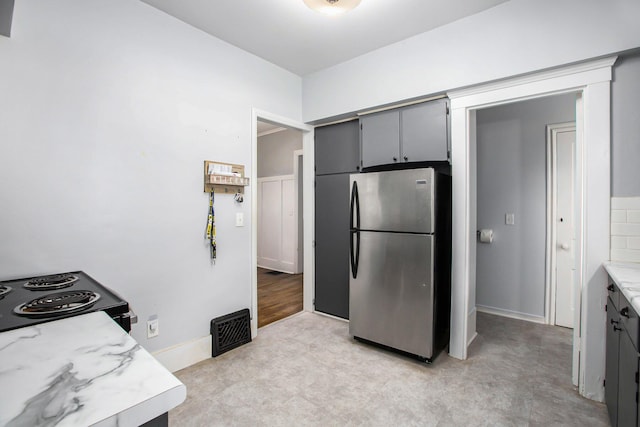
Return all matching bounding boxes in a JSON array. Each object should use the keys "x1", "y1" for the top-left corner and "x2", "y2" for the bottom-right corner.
[
  {"x1": 401, "y1": 99, "x2": 449, "y2": 162},
  {"x1": 618, "y1": 329, "x2": 638, "y2": 427},
  {"x1": 360, "y1": 110, "x2": 400, "y2": 168},
  {"x1": 315, "y1": 120, "x2": 360, "y2": 175},
  {"x1": 605, "y1": 299, "x2": 620, "y2": 427},
  {"x1": 314, "y1": 174, "x2": 350, "y2": 319}
]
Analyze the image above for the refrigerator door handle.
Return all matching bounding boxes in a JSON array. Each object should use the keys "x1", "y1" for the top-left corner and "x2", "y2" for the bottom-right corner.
[
  {"x1": 350, "y1": 230, "x2": 359, "y2": 278},
  {"x1": 350, "y1": 181, "x2": 360, "y2": 230},
  {"x1": 350, "y1": 181, "x2": 360, "y2": 278}
]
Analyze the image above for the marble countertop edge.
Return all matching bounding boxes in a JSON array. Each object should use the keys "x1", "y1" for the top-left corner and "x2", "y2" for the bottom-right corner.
[{"x1": 0, "y1": 311, "x2": 186, "y2": 427}]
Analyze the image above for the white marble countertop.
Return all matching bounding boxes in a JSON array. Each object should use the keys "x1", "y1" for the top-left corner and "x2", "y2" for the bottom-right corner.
[
  {"x1": 605, "y1": 262, "x2": 640, "y2": 313},
  {"x1": 0, "y1": 311, "x2": 186, "y2": 427}
]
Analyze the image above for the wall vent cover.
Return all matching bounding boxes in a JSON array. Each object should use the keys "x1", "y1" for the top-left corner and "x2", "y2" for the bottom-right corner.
[{"x1": 210, "y1": 308, "x2": 251, "y2": 357}]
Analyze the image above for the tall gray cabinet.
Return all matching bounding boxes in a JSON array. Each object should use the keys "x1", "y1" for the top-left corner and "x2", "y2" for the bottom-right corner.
[{"x1": 314, "y1": 120, "x2": 359, "y2": 319}]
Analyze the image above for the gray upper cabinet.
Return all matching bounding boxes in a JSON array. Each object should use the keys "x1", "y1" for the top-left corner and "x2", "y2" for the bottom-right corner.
[
  {"x1": 315, "y1": 120, "x2": 360, "y2": 175},
  {"x1": 360, "y1": 98, "x2": 449, "y2": 168},
  {"x1": 360, "y1": 110, "x2": 400, "y2": 168},
  {"x1": 402, "y1": 99, "x2": 449, "y2": 162}
]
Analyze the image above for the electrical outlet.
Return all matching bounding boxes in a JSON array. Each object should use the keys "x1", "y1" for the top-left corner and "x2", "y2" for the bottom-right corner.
[
  {"x1": 147, "y1": 318, "x2": 159, "y2": 338},
  {"x1": 236, "y1": 212, "x2": 244, "y2": 227}
]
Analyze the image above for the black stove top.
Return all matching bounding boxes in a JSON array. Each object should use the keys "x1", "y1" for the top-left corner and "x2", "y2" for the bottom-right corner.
[{"x1": 0, "y1": 271, "x2": 129, "y2": 333}]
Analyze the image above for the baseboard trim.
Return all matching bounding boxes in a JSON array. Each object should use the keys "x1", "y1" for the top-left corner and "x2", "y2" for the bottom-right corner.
[
  {"x1": 467, "y1": 307, "x2": 478, "y2": 347},
  {"x1": 257, "y1": 263, "x2": 295, "y2": 275},
  {"x1": 476, "y1": 305, "x2": 546, "y2": 324},
  {"x1": 313, "y1": 310, "x2": 349, "y2": 323},
  {"x1": 152, "y1": 335, "x2": 212, "y2": 373}
]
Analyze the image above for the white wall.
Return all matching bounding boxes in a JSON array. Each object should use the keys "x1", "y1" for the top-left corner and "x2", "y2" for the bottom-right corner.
[
  {"x1": 475, "y1": 94, "x2": 576, "y2": 319},
  {"x1": 0, "y1": 0, "x2": 301, "y2": 354},
  {"x1": 302, "y1": 0, "x2": 640, "y2": 123},
  {"x1": 257, "y1": 128, "x2": 302, "y2": 178}
]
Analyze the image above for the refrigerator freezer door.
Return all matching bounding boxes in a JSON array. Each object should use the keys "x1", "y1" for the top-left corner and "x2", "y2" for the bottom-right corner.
[
  {"x1": 351, "y1": 168, "x2": 434, "y2": 233},
  {"x1": 349, "y1": 231, "x2": 434, "y2": 358}
]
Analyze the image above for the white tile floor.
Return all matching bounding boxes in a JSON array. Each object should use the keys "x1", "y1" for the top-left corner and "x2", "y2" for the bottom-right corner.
[{"x1": 169, "y1": 312, "x2": 608, "y2": 426}]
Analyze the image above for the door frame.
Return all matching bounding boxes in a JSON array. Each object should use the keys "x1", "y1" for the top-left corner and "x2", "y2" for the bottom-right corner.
[
  {"x1": 448, "y1": 56, "x2": 616, "y2": 401},
  {"x1": 293, "y1": 149, "x2": 304, "y2": 274},
  {"x1": 251, "y1": 109, "x2": 313, "y2": 337}
]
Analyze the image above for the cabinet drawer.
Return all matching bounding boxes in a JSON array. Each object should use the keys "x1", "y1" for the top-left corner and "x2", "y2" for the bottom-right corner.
[
  {"x1": 620, "y1": 292, "x2": 640, "y2": 351},
  {"x1": 607, "y1": 276, "x2": 620, "y2": 311}
]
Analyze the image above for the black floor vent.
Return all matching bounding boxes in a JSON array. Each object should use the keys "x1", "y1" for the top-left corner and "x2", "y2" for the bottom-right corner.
[{"x1": 210, "y1": 308, "x2": 251, "y2": 357}]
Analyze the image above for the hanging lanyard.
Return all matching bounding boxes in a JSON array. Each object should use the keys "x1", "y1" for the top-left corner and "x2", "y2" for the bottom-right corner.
[{"x1": 206, "y1": 191, "x2": 217, "y2": 262}]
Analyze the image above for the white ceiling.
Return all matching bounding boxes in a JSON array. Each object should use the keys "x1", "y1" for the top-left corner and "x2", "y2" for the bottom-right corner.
[
  {"x1": 257, "y1": 121, "x2": 285, "y2": 137},
  {"x1": 141, "y1": 0, "x2": 509, "y2": 76}
]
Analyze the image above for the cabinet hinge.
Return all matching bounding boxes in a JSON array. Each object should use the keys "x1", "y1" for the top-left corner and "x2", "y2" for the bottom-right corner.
[
  {"x1": 360, "y1": 124, "x2": 363, "y2": 130},
  {"x1": 605, "y1": 304, "x2": 608, "y2": 312},
  {"x1": 603, "y1": 379, "x2": 606, "y2": 387},
  {"x1": 312, "y1": 240, "x2": 316, "y2": 248},
  {"x1": 636, "y1": 372, "x2": 639, "y2": 384},
  {"x1": 636, "y1": 391, "x2": 638, "y2": 403}
]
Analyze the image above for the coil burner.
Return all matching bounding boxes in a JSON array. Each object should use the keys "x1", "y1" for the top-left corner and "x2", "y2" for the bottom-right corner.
[
  {"x1": 23, "y1": 273, "x2": 79, "y2": 291},
  {"x1": 0, "y1": 285, "x2": 11, "y2": 298},
  {"x1": 14, "y1": 290, "x2": 101, "y2": 317}
]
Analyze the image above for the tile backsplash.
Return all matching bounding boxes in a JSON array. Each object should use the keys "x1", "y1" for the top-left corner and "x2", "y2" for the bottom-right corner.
[{"x1": 611, "y1": 197, "x2": 640, "y2": 263}]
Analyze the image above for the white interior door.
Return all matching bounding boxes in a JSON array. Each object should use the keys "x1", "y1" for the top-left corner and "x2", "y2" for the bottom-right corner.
[
  {"x1": 554, "y1": 127, "x2": 576, "y2": 329},
  {"x1": 258, "y1": 179, "x2": 282, "y2": 267},
  {"x1": 257, "y1": 176, "x2": 296, "y2": 273}
]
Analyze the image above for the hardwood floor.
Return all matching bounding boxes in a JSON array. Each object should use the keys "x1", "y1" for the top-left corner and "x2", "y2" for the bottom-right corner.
[{"x1": 257, "y1": 268, "x2": 303, "y2": 328}]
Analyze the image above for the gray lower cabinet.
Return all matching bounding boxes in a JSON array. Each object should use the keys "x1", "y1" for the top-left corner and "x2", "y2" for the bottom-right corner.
[
  {"x1": 315, "y1": 120, "x2": 360, "y2": 175},
  {"x1": 606, "y1": 296, "x2": 621, "y2": 427},
  {"x1": 618, "y1": 329, "x2": 638, "y2": 427},
  {"x1": 314, "y1": 173, "x2": 350, "y2": 319},
  {"x1": 360, "y1": 98, "x2": 449, "y2": 168},
  {"x1": 606, "y1": 278, "x2": 640, "y2": 427}
]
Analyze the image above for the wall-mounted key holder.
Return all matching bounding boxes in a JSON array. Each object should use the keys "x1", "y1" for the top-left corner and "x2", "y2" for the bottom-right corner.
[{"x1": 203, "y1": 160, "x2": 250, "y2": 194}]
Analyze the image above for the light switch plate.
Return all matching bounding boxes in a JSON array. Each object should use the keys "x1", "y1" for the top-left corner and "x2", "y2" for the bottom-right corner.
[
  {"x1": 236, "y1": 212, "x2": 244, "y2": 227},
  {"x1": 506, "y1": 213, "x2": 515, "y2": 225}
]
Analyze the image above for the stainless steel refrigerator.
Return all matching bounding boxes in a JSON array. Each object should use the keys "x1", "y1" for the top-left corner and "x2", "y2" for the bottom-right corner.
[{"x1": 349, "y1": 167, "x2": 451, "y2": 362}]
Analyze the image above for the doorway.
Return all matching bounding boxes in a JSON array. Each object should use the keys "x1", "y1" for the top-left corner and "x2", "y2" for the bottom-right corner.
[
  {"x1": 449, "y1": 56, "x2": 615, "y2": 401},
  {"x1": 256, "y1": 121, "x2": 303, "y2": 327},
  {"x1": 251, "y1": 113, "x2": 313, "y2": 337},
  {"x1": 475, "y1": 95, "x2": 576, "y2": 327}
]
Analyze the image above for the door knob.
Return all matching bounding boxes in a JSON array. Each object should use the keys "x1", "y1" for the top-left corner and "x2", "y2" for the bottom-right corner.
[{"x1": 560, "y1": 243, "x2": 570, "y2": 250}]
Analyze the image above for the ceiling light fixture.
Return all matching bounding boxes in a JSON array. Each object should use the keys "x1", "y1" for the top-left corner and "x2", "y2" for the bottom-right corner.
[{"x1": 303, "y1": 0, "x2": 362, "y2": 16}]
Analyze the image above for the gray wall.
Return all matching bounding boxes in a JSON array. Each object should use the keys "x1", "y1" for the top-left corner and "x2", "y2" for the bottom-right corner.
[
  {"x1": 612, "y1": 52, "x2": 640, "y2": 197},
  {"x1": 476, "y1": 94, "x2": 576, "y2": 318},
  {"x1": 257, "y1": 128, "x2": 302, "y2": 178},
  {"x1": 0, "y1": 0, "x2": 14, "y2": 37}
]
